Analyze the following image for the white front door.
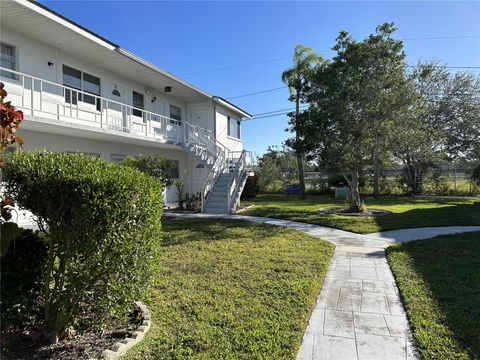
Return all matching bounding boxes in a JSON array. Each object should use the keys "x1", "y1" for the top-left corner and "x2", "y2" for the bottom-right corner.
[{"x1": 192, "y1": 162, "x2": 208, "y2": 194}]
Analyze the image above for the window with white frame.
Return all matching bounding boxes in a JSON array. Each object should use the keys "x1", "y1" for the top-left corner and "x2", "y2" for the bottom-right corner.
[
  {"x1": 110, "y1": 153, "x2": 126, "y2": 163},
  {"x1": 1, "y1": 43, "x2": 17, "y2": 80},
  {"x1": 169, "y1": 105, "x2": 182, "y2": 125},
  {"x1": 132, "y1": 91, "x2": 144, "y2": 118},
  {"x1": 169, "y1": 160, "x2": 179, "y2": 178},
  {"x1": 62, "y1": 65, "x2": 101, "y2": 111},
  {"x1": 227, "y1": 116, "x2": 241, "y2": 139}
]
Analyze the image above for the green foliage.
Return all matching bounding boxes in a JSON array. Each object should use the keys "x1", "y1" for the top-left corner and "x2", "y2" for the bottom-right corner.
[
  {"x1": 3, "y1": 151, "x2": 163, "y2": 342},
  {"x1": 470, "y1": 163, "x2": 480, "y2": 186},
  {"x1": 424, "y1": 169, "x2": 450, "y2": 195},
  {"x1": 123, "y1": 218, "x2": 334, "y2": 359},
  {"x1": 184, "y1": 192, "x2": 201, "y2": 211},
  {"x1": 121, "y1": 155, "x2": 176, "y2": 187},
  {"x1": 387, "y1": 232, "x2": 480, "y2": 359},
  {"x1": 326, "y1": 174, "x2": 347, "y2": 187},
  {"x1": 257, "y1": 146, "x2": 298, "y2": 192},
  {"x1": 174, "y1": 179, "x2": 185, "y2": 210},
  {"x1": 241, "y1": 173, "x2": 260, "y2": 199},
  {"x1": 296, "y1": 23, "x2": 411, "y2": 211},
  {"x1": 1, "y1": 229, "x2": 46, "y2": 328}
]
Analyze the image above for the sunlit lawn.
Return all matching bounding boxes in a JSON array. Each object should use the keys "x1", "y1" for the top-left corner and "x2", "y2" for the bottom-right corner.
[
  {"x1": 124, "y1": 218, "x2": 334, "y2": 359},
  {"x1": 242, "y1": 194, "x2": 480, "y2": 233},
  {"x1": 387, "y1": 232, "x2": 480, "y2": 360}
]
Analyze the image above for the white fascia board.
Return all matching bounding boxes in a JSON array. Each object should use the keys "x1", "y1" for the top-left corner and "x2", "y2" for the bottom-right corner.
[
  {"x1": 212, "y1": 97, "x2": 252, "y2": 119},
  {"x1": 17, "y1": 0, "x2": 116, "y2": 50}
]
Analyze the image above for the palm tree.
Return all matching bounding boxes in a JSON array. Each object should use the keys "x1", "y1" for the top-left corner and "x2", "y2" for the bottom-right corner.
[{"x1": 282, "y1": 45, "x2": 320, "y2": 199}]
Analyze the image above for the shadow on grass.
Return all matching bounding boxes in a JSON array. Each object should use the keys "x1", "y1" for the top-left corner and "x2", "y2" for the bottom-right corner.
[
  {"x1": 161, "y1": 218, "x2": 288, "y2": 247},
  {"x1": 387, "y1": 232, "x2": 480, "y2": 359},
  {"x1": 244, "y1": 194, "x2": 479, "y2": 233},
  {"x1": 373, "y1": 202, "x2": 480, "y2": 231}
]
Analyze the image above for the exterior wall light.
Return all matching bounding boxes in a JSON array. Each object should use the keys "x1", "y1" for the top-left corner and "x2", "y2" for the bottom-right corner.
[{"x1": 164, "y1": 86, "x2": 172, "y2": 93}]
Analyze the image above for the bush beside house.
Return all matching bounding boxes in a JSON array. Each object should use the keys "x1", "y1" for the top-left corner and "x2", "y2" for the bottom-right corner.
[{"x1": 3, "y1": 151, "x2": 163, "y2": 342}]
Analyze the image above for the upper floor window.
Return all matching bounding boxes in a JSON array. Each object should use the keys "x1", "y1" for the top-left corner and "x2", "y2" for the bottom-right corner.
[
  {"x1": 1, "y1": 43, "x2": 17, "y2": 80},
  {"x1": 63, "y1": 65, "x2": 101, "y2": 111},
  {"x1": 132, "y1": 91, "x2": 144, "y2": 118},
  {"x1": 170, "y1": 105, "x2": 182, "y2": 125},
  {"x1": 228, "y1": 116, "x2": 241, "y2": 139}
]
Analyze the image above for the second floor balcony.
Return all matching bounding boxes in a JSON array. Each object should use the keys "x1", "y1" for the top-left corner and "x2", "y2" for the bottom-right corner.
[{"x1": 0, "y1": 67, "x2": 213, "y2": 146}]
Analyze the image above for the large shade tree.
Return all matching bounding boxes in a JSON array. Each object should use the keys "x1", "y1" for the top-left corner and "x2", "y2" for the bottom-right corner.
[
  {"x1": 282, "y1": 45, "x2": 321, "y2": 199},
  {"x1": 298, "y1": 23, "x2": 411, "y2": 211},
  {"x1": 391, "y1": 61, "x2": 480, "y2": 193}
]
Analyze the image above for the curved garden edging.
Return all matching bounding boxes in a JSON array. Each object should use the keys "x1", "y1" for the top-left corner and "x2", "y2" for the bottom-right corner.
[{"x1": 100, "y1": 301, "x2": 151, "y2": 360}]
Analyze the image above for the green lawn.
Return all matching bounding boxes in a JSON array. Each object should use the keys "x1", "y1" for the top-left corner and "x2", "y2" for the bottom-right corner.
[
  {"x1": 241, "y1": 194, "x2": 480, "y2": 233},
  {"x1": 387, "y1": 232, "x2": 480, "y2": 360},
  {"x1": 124, "y1": 218, "x2": 334, "y2": 359}
]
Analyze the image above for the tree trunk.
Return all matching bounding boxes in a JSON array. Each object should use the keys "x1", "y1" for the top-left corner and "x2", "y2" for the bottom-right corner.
[
  {"x1": 373, "y1": 132, "x2": 380, "y2": 198},
  {"x1": 349, "y1": 168, "x2": 363, "y2": 212},
  {"x1": 295, "y1": 95, "x2": 306, "y2": 199}
]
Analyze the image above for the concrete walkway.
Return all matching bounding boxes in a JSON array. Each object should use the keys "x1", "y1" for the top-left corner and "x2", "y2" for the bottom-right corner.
[{"x1": 166, "y1": 212, "x2": 480, "y2": 360}]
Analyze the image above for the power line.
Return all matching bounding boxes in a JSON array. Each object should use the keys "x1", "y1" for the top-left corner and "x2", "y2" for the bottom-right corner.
[
  {"x1": 225, "y1": 64, "x2": 479, "y2": 100},
  {"x1": 252, "y1": 105, "x2": 308, "y2": 117},
  {"x1": 182, "y1": 35, "x2": 480, "y2": 76},
  {"x1": 182, "y1": 49, "x2": 334, "y2": 76},
  {"x1": 181, "y1": 56, "x2": 292, "y2": 76},
  {"x1": 226, "y1": 86, "x2": 288, "y2": 100},
  {"x1": 407, "y1": 65, "x2": 480, "y2": 69},
  {"x1": 402, "y1": 35, "x2": 480, "y2": 41}
]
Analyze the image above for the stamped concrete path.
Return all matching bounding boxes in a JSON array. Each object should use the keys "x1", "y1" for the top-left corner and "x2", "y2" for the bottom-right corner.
[{"x1": 166, "y1": 212, "x2": 480, "y2": 360}]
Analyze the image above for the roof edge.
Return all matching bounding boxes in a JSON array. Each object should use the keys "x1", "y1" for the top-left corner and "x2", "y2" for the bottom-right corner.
[
  {"x1": 23, "y1": 0, "x2": 251, "y2": 116},
  {"x1": 213, "y1": 97, "x2": 252, "y2": 119}
]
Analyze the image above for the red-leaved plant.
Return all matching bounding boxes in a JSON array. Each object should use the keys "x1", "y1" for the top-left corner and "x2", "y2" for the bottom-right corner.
[{"x1": 1, "y1": 81, "x2": 24, "y2": 245}]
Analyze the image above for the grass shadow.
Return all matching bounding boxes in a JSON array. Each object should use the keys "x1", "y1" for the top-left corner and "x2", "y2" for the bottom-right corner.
[
  {"x1": 387, "y1": 232, "x2": 480, "y2": 359},
  {"x1": 373, "y1": 201, "x2": 480, "y2": 232}
]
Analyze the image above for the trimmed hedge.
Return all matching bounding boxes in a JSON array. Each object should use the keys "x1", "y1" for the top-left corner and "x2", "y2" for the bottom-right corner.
[
  {"x1": 1, "y1": 229, "x2": 46, "y2": 328},
  {"x1": 3, "y1": 151, "x2": 163, "y2": 342}
]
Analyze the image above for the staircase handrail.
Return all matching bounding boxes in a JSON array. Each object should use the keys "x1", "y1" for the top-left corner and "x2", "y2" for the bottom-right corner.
[
  {"x1": 227, "y1": 150, "x2": 247, "y2": 213},
  {"x1": 183, "y1": 121, "x2": 230, "y2": 212}
]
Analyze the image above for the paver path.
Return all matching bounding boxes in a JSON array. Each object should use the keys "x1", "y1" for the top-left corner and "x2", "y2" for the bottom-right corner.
[{"x1": 166, "y1": 212, "x2": 480, "y2": 360}]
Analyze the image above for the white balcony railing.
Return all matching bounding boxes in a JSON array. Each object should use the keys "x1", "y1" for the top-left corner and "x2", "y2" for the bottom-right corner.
[{"x1": 0, "y1": 67, "x2": 213, "y2": 144}]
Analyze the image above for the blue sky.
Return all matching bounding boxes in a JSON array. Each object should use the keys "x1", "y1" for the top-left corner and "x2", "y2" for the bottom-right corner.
[{"x1": 41, "y1": 1, "x2": 480, "y2": 156}]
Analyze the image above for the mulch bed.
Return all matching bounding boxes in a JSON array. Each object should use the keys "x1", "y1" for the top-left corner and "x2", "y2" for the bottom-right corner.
[
  {"x1": 1, "y1": 311, "x2": 142, "y2": 360},
  {"x1": 317, "y1": 207, "x2": 393, "y2": 217}
]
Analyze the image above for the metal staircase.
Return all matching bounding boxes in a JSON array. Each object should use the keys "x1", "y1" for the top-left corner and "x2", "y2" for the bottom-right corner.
[{"x1": 183, "y1": 122, "x2": 252, "y2": 214}]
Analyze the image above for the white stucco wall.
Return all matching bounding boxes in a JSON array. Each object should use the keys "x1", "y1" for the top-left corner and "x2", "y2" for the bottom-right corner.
[
  {"x1": 19, "y1": 129, "x2": 189, "y2": 204},
  {"x1": 1, "y1": 27, "x2": 188, "y2": 122},
  {"x1": 214, "y1": 106, "x2": 244, "y2": 153}
]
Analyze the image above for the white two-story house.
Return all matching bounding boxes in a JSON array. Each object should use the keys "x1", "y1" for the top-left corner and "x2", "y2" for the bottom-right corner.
[{"x1": 0, "y1": 0, "x2": 253, "y2": 214}]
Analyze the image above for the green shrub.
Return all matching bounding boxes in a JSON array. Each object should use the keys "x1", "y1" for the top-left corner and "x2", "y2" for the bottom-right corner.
[
  {"x1": 121, "y1": 155, "x2": 176, "y2": 187},
  {"x1": 327, "y1": 174, "x2": 366, "y2": 188},
  {"x1": 424, "y1": 169, "x2": 450, "y2": 195},
  {"x1": 3, "y1": 151, "x2": 163, "y2": 342},
  {"x1": 470, "y1": 163, "x2": 480, "y2": 186},
  {"x1": 241, "y1": 173, "x2": 260, "y2": 199},
  {"x1": 1, "y1": 229, "x2": 46, "y2": 328}
]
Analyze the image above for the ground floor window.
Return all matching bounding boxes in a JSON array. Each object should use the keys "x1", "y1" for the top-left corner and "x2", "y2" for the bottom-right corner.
[
  {"x1": 169, "y1": 160, "x2": 179, "y2": 178},
  {"x1": 110, "y1": 153, "x2": 126, "y2": 163}
]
